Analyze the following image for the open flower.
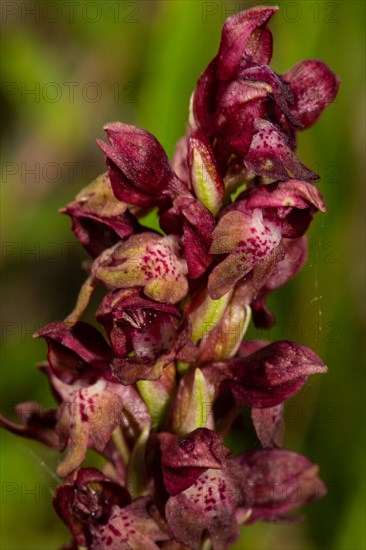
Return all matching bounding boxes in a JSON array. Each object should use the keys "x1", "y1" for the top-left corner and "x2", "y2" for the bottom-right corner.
[
  {"x1": 53, "y1": 467, "x2": 131, "y2": 548},
  {"x1": 191, "y1": 6, "x2": 339, "y2": 183},
  {"x1": 208, "y1": 179, "x2": 325, "y2": 299},
  {"x1": 54, "y1": 468, "x2": 170, "y2": 550},
  {"x1": 159, "y1": 428, "x2": 230, "y2": 495},
  {"x1": 96, "y1": 287, "x2": 191, "y2": 384},
  {"x1": 165, "y1": 448, "x2": 325, "y2": 550},
  {"x1": 94, "y1": 233, "x2": 189, "y2": 304},
  {"x1": 61, "y1": 173, "x2": 141, "y2": 257},
  {"x1": 35, "y1": 320, "x2": 113, "y2": 384}
]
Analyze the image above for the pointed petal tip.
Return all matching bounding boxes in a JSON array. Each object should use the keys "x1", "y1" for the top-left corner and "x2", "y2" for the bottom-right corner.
[
  {"x1": 102, "y1": 121, "x2": 122, "y2": 132},
  {"x1": 96, "y1": 138, "x2": 109, "y2": 155}
]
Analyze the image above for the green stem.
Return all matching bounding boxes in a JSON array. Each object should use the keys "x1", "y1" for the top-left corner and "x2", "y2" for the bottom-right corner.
[{"x1": 112, "y1": 426, "x2": 130, "y2": 464}]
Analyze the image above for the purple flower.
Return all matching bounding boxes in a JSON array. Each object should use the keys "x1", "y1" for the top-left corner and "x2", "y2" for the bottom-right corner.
[
  {"x1": 208, "y1": 179, "x2": 325, "y2": 299},
  {"x1": 165, "y1": 448, "x2": 325, "y2": 550},
  {"x1": 191, "y1": 7, "x2": 339, "y2": 182},
  {"x1": 96, "y1": 287, "x2": 191, "y2": 384},
  {"x1": 53, "y1": 467, "x2": 131, "y2": 548},
  {"x1": 35, "y1": 321, "x2": 113, "y2": 383},
  {"x1": 159, "y1": 428, "x2": 230, "y2": 495},
  {"x1": 95, "y1": 233, "x2": 189, "y2": 303},
  {"x1": 54, "y1": 468, "x2": 170, "y2": 550},
  {"x1": 97, "y1": 123, "x2": 179, "y2": 208},
  {"x1": 61, "y1": 173, "x2": 141, "y2": 257},
  {"x1": 218, "y1": 340, "x2": 327, "y2": 408}
]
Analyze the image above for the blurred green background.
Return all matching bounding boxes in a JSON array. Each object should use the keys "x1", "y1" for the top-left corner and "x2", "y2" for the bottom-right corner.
[{"x1": 1, "y1": 1, "x2": 365, "y2": 549}]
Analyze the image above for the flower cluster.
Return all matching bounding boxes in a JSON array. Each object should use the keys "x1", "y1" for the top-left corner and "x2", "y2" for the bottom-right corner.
[{"x1": 1, "y1": 6, "x2": 339, "y2": 550}]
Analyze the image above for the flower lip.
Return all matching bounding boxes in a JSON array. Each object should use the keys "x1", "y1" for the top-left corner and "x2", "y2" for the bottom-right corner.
[{"x1": 159, "y1": 428, "x2": 231, "y2": 496}]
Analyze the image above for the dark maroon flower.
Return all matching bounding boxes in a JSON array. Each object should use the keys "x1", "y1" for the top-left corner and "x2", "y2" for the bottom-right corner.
[
  {"x1": 97, "y1": 123, "x2": 179, "y2": 208},
  {"x1": 234, "y1": 449, "x2": 327, "y2": 523},
  {"x1": 165, "y1": 448, "x2": 326, "y2": 549},
  {"x1": 208, "y1": 179, "x2": 325, "y2": 299},
  {"x1": 219, "y1": 340, "x2": 327, "y2": 408},
  {"x1": 53, "y1": 467, "x2": 131, "y2": 548},
  {"x1": 189, "y1": 5, "x2": 339, "y2": 185},
  {"x1": 160, "y1": 193, "x2": 216, "y2": 279},
  {"x1": 0, "y1": 401, "x2": 59, "y2": 448},
  {"x1": 159, "y1": 428, "x2": 230, "y2": 496},
  {"x1": 213, "y1": 79, "x2": 269, "y2": 157},
  {"x1": 191, "y1": 5, "x2": 278, "y2": 131},
  {"x1": 96, "y1": 287, "x2": 191, "y2": 384},
  {"x1": 61, "y1": 173, "x2": 141, "y2": 257},
  {"x1": 35, "y1": 321, "x2": 113, "y2": 384}
]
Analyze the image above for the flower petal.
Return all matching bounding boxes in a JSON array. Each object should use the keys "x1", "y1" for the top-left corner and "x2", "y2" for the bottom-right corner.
[
  {"x1": 159, "y1": 428, "x2": 230, "y2": 495},
  {"x1": 245, "y1": 119, "x2": 319, "y2": 181},
  {"x1": 214, "y1": 80, "x2": 269, "y2": 156},
  {"x1": 217, "y1": 6, "x2": 279, "y2": 80},
  {"x1": 165, "y1": 466, "x2": 241, "y2": 550},
  {"x1": 90, "y1": 499, "x2": 170, "y2": 550},
  {"x1": 61, "y1": 173, "x2": 140, "y2": 257},
  {"x1": 35, "y1": 321, "x2": 112, "y2": 384},
  {"x1": 56, "y1": 380, "x2": 125, "y2": 477},
  {"x1": 283, "y1": 60, "x2": 340, "y2": 128},
  {"x1": 208, "y1": 209, "x2": 282, "y2": 299},
  {"x1": 239, "y1": 64, "x2": 300, "y2": 126},
  {"x1": 192, "y1": 58, "x2": 218, "y2": 129},
  {"x1": 251, "y1": 404, "x2": 284, "y2": 448},
  {"x1": 221, "y1": 340, "x2": 327, "y2": 407},
  {"x1": 94, "y1": 233, "x2": 189, "y2": 304},
  {"x1": 97, "y1": 123, "x2": 178, "y2": 207}
]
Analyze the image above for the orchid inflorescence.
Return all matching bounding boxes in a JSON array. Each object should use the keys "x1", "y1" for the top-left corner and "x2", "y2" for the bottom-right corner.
[{"x1": 1, "y1": 6, "x2": 339, "y2": 550}]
